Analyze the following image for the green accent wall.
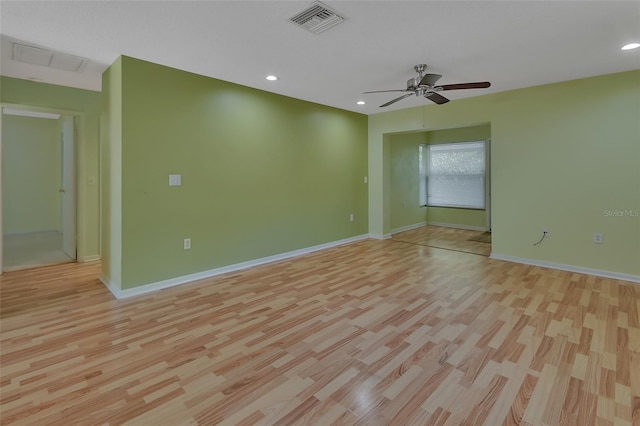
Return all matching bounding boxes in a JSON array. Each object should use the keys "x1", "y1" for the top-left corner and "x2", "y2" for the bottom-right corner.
[
  {"x1": 369, "y1": 70, "x2": 640, "y2": 276},
  {"x1": 427, "y1": 208, "x2": 485, "y2": 229},
  {"x1": 2, "y1": 115, "x2": 61, "y2": 234},
  {"x1": 103, "y1": 56, "x2": 368, "y2": 289},
  {"x1": 0, "y1": 76, "x2": 102, "y2": 261},
  {"x1": 427, "y1": 125, "x2": 491, "y2": 143},
  {"x1": 389, "y1": 132, "x2": 427, "y2": 230},
  {"x1": 388, "y1": 125, "x2": 490, "y2": 231}
]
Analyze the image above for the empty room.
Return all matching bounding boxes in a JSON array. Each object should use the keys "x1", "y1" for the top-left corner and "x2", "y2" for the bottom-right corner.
[{"x1": 0, "y1": 1, "x2": 638, "y2": 425}]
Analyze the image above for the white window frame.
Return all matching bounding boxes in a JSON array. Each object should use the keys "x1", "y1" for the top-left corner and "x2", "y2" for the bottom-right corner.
[
  {"x1": 419, "y1": 144, "x2": 428, "y2": 207},
  {"x1": 422, "y1": 141, "x2": 486, "y2": 210}
]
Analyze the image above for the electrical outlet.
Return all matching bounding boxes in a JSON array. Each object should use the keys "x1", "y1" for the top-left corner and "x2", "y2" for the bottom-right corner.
[
  {"x1": 594, "y1": 233, "x2": 602, "y2": 244},
  {"x1": 349, "y1": 214, "x2": 354, "y2": 222},
  {"x1": 364, "y1": 176, "x2": 368, "y2": 184},
  {"x1": 543, "y1": 228, "x2": 549, "y2": 235},
  {"x1": 184, "y1": 238, "x2": 191, "y2": 250}
]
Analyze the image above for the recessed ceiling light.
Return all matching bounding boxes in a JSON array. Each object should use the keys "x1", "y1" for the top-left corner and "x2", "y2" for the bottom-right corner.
[
  {"x1": 621, "y1": 43, "x2": 640, "y2": 50},
  {"x1": 266, "y1": 75, "x2": 278, "y2": 81},
  {"x1": 357, "y1": 101, "x2": 365, "y2": 105}
]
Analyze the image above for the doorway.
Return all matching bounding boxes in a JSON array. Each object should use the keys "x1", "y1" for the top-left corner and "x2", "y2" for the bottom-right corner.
[{"x1": 1, "y1": 107, "x2": 77, "y2": 271}]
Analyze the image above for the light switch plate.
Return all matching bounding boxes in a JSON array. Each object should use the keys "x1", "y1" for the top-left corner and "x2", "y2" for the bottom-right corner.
[{"x1": 169, "y1": 174, "x2": 181, "y2": 186}]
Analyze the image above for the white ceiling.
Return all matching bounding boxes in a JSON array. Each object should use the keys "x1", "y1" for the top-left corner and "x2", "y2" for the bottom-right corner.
[{"x1": 1, "y1": 1, "x2": 639, "y2": 115}]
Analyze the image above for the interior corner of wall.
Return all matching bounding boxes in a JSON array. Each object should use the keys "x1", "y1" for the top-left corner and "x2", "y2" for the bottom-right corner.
[{"x1": 99, "y1": 272, "x2": 122, "y2": 299}]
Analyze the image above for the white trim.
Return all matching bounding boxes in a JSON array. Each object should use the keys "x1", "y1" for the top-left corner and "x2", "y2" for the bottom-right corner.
[
  {"x1": 369, "y1": 233, "x2": 392, "y2": 240},
  {"x1": 485, "y1": 137, "x2": 492, "y2": 231},
  {"x1": 99, "y1": 273, "x2": 122, "y2": 298},
  {"x1": 490, "y1": 253, "x2": 640, "y2": 284},
  {"x1": 100, "y1": 234, "x2": 370, "y2": 299},
  {"x1": 427, "y1": 222, "x2": 487, "y2": 232},
  {"x1": 390, "y1": 222, "x2": 427, "y2": 235},
  {"x1": 2, "y1": 107, "x2": 61, "y2": 120},
  {"x1": 80, "y1": 255, "x2": 101, "y2": 262}
]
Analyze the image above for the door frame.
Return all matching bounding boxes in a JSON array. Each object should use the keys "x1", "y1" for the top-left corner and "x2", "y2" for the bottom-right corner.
[
  {"x1": 485, "y1": 137, "x2": 492, "y2": 232},
  {"x1": 60, "y1": 115, "x2": 77, "y2": 259},
  {"x1": 0, "y1": 102, "x2": 85, "y2": 272}
]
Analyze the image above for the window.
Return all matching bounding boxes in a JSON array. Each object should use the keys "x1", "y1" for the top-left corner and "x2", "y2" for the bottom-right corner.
[{"x1": 420, "y1": 141, "x2": 486, "y2": 209}]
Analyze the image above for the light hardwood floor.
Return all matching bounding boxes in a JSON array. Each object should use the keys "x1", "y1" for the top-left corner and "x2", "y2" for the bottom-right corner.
[
  {"x1": 392, "y1": 226, "x2": 491, "y2": 257},
  {"x1": 1, "y1": 237, "x2": 638, "y2": 425}
]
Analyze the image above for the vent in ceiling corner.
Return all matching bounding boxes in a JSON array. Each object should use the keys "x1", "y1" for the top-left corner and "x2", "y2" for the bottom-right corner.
[
  {"x1": 289, "y1": 1, "x2": 345, "y2": 34},
  {"x1": 12, "y1": 42, "x2": 88, "y2": 73}
]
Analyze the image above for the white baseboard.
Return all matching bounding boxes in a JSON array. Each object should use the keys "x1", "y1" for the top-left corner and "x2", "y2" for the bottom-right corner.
[
  {"x1": 390, "y1": 222, "x2": 427, "y2": 235},
  {"x1": 100, "y1": 234, "x2": 370, "y2": 299},
  {"x1": 369, "y1": 233, "x2": 392, "y2": 240},
  {"x1": 427, "y1": 222, "x2": 487, "y2": 232},
  {"x1": 80, "y1": 255, "x2": 101, "y2": 263},
  {"x1": 490, "y1": 253, "x2": 640, "y2": 284},
  {"x1": 99, "y1": 273, "x2": 122, "y2": 298}
]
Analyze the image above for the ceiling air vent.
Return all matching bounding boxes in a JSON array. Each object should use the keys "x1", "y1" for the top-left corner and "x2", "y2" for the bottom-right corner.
[
  {"x1": 289, "y1": 1, "x2": 345, "y2": 34},
  {"x1": 12, "y1": 42, "x2": 88, "y2": 73}
]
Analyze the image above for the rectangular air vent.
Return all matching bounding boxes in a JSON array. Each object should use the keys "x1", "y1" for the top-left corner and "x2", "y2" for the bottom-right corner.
[
  {"x1": 289, "y1": 1, "x2": 344, "y2": 34},
  {"x1": 12, "y1": 42, "x2": 88, "y2": 72}
]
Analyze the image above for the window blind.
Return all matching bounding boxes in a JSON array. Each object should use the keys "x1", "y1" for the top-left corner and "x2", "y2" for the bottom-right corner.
[{"x1": 426, "y1": 141, "x2": 485, "y2": 209}]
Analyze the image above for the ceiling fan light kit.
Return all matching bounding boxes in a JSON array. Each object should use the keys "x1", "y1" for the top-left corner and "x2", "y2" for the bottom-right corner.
[{"x1": 363, "y1": 64, "x2": 491, "y2": 107}]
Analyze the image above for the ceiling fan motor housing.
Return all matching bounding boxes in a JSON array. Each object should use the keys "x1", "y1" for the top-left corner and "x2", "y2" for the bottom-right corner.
[{"x1": 407, "y1": 77, "x2": 420, "y2": 90}]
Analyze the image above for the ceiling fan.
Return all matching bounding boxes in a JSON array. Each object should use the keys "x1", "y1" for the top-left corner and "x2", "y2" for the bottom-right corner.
[{"x1": 363, "y1": 64, "x2": 491, "y2": 107}]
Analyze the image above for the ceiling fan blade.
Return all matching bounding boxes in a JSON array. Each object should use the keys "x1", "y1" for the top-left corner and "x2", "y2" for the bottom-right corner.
[
  {"x1": 425, "y1": 92, "x2": 450, "y2": 105},
  {"x1": 439, "y1": 82, "x2": 491, "y2": 91},
  {"x1": 363, "y1": 89, "x2": 407, "y2": 94},
  {"x1": 380, "y1": 93, "x2": 415, "y2": 107},
  {"x1": 419, "y1": 73, "x2": 442, "y2": 86}
]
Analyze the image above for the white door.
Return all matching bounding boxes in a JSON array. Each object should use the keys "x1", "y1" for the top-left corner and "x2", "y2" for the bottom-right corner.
[{"x1": 61, "y1": 116, "x2": 76, "y2": 259}]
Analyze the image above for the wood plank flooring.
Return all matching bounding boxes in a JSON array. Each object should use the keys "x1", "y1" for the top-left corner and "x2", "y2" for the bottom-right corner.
[
  {"x1": 1, "y1": 237, "x2": 639, "y2": 425},
  {"x1": 392, "y1": 226, "x2": 492, "y2": 257}
]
